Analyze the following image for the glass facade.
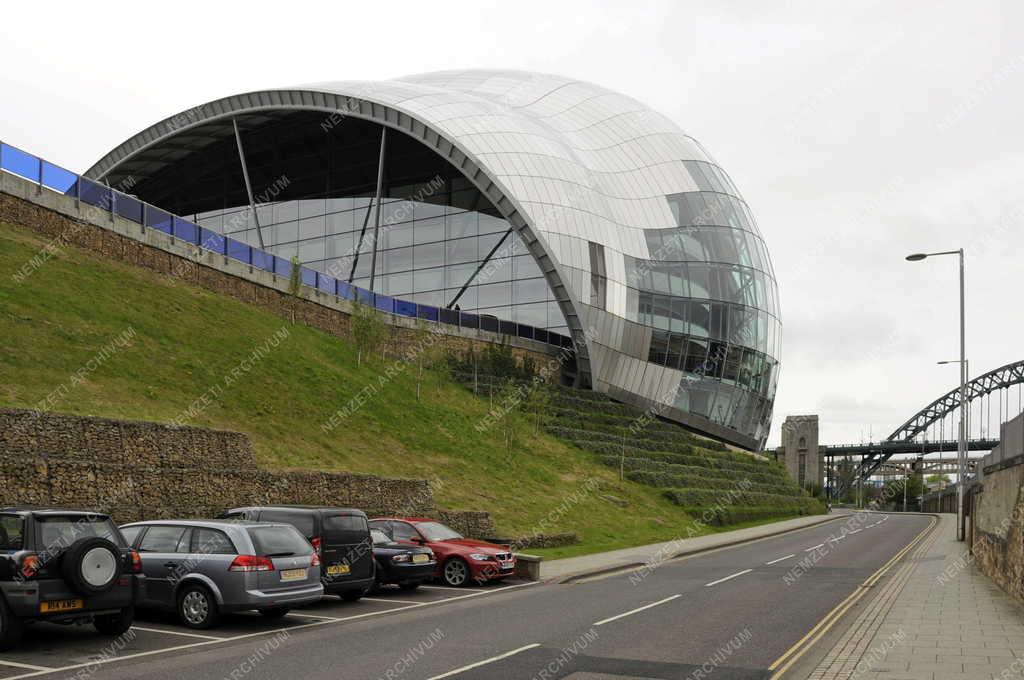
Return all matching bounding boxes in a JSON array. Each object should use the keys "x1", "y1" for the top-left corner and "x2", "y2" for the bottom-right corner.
[
  {"x1": 190, "y1": 175, "x2": 568, "y2": 335},
  {"x1": 86, "y1": 69, "x2": 782, "y2": 449}
]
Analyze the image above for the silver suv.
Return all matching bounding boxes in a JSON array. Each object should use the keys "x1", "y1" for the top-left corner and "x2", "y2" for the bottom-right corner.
[{"x1": 120, "y1": 520, "x2": 322, "y2": 629}]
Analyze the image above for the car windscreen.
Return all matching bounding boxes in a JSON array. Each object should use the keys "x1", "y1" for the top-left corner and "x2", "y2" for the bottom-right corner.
[
  {"x1": 370, "y1": 529, "x2": 392, "y2": 546},
  {"x1": 415, "y1": 522, "x2": 463, "y2": 542},
  {"x1": 247, "y1": 526, "x2": 314, "y2": 557},
  {"x1": 0, "y1": 515, "x2": 25, "y2": 552},
  {"x1": 37, "y1": 516, "x2": 124, "y2": 553}
]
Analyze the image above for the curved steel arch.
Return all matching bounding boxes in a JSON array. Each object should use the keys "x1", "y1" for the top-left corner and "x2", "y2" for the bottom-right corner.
[
  {"x1": 83, "y1": 88, "x2": 593, "y2": 385},
  {"x1": 887, "y1": 359, "x2": 1024, "y2": 442}
]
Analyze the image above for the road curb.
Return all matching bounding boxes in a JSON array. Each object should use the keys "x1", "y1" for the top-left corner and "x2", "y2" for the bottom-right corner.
[{"x1": 553, "y1": 513, "x2": 845, "y2": 584}]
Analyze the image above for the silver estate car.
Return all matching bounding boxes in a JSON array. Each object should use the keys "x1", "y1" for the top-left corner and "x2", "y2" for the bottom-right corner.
[{"x1": 119, "y1": 520, "x2": 322, "y2": 629}]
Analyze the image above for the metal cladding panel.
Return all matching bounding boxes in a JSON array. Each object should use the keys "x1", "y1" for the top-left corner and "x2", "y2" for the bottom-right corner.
[{"x1": 84, "y1": 69, "x2": 779, "y2": 449}]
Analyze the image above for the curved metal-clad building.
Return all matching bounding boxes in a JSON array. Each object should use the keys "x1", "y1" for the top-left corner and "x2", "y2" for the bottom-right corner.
[{"x1": 85, "y1": 70, "x2": 780, "y2": 450}]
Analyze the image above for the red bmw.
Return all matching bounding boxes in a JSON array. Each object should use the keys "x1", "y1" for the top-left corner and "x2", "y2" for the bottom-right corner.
[{"x1": 368, "y1": 518, "x2": 515, "y2": 587}]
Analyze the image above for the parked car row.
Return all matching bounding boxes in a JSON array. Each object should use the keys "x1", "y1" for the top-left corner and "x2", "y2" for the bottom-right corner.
[{"x1": 0, "y1": 505, "x2": 516, "y2": 649}]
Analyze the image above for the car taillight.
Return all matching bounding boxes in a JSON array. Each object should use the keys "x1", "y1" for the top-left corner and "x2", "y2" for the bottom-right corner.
[
  {"x1": 310, "y1": 552, "x2": 321, "y2": 567},
  {"x1": 228, "y1": 555, "x2": 275, "y2": 572},
  {"x1": 130, "y1": 550, "x2": 143, "y2": 574},
  {"x1": 310, "y1": 536, "x2": 322, "y2": 555},
  {"x1": 19, "y1": 554, "x2": 40, "y2": 579}
]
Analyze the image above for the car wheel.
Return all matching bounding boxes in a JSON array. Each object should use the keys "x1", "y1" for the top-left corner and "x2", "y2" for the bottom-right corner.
[
  {"x1": 442, "y1": 558, "x2": 470, "y2": 587},
  {"x1": 177, "y1": 584, "x2": 220, "y2": 629},
  {"x1": 258, "y1": 607, "x2": 290, "y2": 620},
  {"x1": 398, "y1": 581, "x2": 420, "y2": 591},
  {"x1": 340, "y1": 589, "x2": 364, "y2": 602},
  {"x1": 60, "y1": 537, "x2": 122, "y2": 595},
  {"x1": 0, "y1": 597, "x2": 23, "y2": 651},
  {"x1": 94, "y1": 606, "x2": 134, "y2": 636}
]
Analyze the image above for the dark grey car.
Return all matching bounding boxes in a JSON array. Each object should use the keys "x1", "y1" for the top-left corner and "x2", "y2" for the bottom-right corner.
[{"x1": 120, "y1": 520, "x2": 322, "y2": 629}]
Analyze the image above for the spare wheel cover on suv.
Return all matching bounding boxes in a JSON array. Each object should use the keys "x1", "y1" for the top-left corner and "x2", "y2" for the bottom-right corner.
[{"x1": 61, "y1": 537, "x2": 122, "y2": 595}]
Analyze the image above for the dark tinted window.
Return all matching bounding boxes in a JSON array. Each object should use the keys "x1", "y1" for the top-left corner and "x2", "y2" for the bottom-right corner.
[
  {"x1": 390, "y1": 522, "x2": 420, "y2": 542},
  {"x1": 138, "y1": 526, "x2": 189, "y2": 553},
  {"x1": 258, "y1": 510, "x2": 316, "y2": 537},
  {"x1": 323, "y1": 515, "x2": 368, "y2": 533},
  {"x1": 192, "y1": 528, "x2": 236, "y2": 555},
  {"x1": 119, "y1": 525, "x2": 143, "y2": 547},
  {"x1": 248, "y1": 526, "x2": 313, "y2": 557},
  {"x1": 0, "y1": 515, "x2": 24, "y2": 551},
  {"x1": 38, "y1": 516, "x2": 123, "y2": 553}
]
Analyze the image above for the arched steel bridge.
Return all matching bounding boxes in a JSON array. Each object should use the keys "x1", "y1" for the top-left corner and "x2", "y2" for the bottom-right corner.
[{"x1": 825, "y1": 359, "x2": 1024, "y2": 489}]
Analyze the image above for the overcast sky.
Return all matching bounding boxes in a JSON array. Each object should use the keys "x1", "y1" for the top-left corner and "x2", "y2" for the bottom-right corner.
[{"x1": 2, "y1": 1, "x2": 1021, "y2": 447}]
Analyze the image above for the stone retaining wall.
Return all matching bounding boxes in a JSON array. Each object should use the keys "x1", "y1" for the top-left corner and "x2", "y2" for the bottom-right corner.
[
  {"x1": 0, "y1": 409, "x2": 495, "y2": 535},
  {"x1": 971, "y1": 457, "x2": 1024, "y2": 604}
]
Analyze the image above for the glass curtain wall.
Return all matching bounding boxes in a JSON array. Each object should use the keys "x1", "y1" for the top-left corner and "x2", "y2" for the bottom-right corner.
[{"x1": 191, "y1": 175, "x2": 568, "y2": 335}]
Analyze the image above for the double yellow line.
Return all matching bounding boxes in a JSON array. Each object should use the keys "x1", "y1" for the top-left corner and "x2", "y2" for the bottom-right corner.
[{"x1": 767, "y1": 515, "x2": 937, "y2": 679}]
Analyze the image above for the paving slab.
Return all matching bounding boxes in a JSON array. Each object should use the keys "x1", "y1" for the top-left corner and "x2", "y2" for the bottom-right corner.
[{"x1": 806, "y1": 514, "x2": 1024, "y2": 680}]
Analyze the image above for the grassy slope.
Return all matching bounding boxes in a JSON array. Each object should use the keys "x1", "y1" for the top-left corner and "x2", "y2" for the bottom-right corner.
[{"x1": 0, "y1": 220, "x2": 722, "y2": 554}]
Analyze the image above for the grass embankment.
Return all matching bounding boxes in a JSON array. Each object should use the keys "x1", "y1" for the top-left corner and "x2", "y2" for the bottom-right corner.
[{"x1": 0, "y1": 220, "x2": 719, "y2": 555}]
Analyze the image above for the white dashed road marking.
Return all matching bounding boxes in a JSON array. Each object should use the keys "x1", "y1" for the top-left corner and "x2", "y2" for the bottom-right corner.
[
  {"x1": 705, "y1": 569, "x2": 754, "y2": 588},
  {"x1": 805, "y1": 544, "x2": 825, "y2": 552},
  {"x1": 766, "y1": 554, "x2": 796, "y2": 565},
  {"x1": 594, "y1": 594, "x2": 682, "y2": 625},
  {"x1": 426, "y1": 643, "x2": 542, "y2": 679},
  {"x1": 1, "y1": 582, "x2": 539, "y2": 680}
]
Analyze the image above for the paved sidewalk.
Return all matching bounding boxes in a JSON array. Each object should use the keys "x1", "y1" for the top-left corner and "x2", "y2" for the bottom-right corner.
[
  {"x1": 540, "y1": 512, "x2": 839, "y2": 582},
  {"x1": 807, "y1": 514, "x2": 1024, "y2": 680}
]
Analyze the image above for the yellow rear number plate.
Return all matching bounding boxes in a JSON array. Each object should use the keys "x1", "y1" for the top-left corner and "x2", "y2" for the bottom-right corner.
[
  {"x1": 326, "y1": 564, "x2": 350, "y2": 576},
  {"x1": 41, "y1": 598, "x2": 83, "y2": 613},
  {"x1": 280, "y1": 568, "x2": 307, "y2": 582},
  {"x1": 412, "y1": 554, "x2": 429, "y2": 564}
]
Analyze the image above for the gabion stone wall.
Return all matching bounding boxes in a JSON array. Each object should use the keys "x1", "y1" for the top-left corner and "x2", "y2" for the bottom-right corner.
[{"x1": 0, "y1": 408, "x2": 437, "y2": 524}]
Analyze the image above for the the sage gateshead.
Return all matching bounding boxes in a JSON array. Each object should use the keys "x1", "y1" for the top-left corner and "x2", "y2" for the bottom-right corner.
[{"x1": 85, "y1": 70, "x2": 781, "y2": 450}]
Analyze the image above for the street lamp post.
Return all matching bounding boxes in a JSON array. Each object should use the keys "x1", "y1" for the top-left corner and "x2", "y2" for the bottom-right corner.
[{"x1": 907, "y1": 249, "x2": 967, "y2": 541}]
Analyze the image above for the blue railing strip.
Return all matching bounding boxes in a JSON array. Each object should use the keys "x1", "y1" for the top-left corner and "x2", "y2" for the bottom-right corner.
[{"x1": 0, "y1": 139, "x2": 571, "y2": 351}]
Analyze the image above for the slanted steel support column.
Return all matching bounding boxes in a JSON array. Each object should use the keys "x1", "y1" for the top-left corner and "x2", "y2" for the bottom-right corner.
[
  {"x1": 232, "y1": 118, "x2": 266, "y2": 250},
  {"x1": 447, "y1": 226, "x2": 514, "y2": 309},
  {"x1": 368, "y1": 127, "x2": 387, "y2": 293}
]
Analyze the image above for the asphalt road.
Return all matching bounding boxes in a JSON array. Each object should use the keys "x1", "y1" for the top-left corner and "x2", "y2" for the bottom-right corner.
[{"x1": 0, "y1": 512, "x2": 932, "y2": 680}]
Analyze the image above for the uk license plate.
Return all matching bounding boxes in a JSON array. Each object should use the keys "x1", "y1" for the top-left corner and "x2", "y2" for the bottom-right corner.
[
  {"x1": 40, "y1": 598, "x2": 83, "y2": 613},
  {"x1": 280, "y1": 568, "x2": 307, "y2": 582},
  {"x1": 326, "y1": 564, "x2": 350, "y2": 576},
  {"x1": 412, "y1": 554, "x2": 429, "y2": 564},
  {"x1": 500, "y1": 561, "x2": 514, "y2": 570}
]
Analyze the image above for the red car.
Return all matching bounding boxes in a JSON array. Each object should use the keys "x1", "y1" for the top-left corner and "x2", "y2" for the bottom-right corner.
[{"x1": 369, "y1": 518, "x2": 515, "y2": 587}]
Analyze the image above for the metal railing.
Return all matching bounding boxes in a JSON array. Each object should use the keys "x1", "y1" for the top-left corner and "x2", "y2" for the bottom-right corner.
[{"x1": 0, "y1": 140, "x2": 573, "y2": 351}]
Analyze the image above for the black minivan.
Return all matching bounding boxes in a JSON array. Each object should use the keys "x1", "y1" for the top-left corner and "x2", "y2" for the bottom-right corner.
[{"x1": 221, "y1": 506, "x2": 374, "y2": 601}]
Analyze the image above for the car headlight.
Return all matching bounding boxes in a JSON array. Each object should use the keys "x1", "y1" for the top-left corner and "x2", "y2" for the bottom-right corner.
[
  {"x1": 468, "y1": 553, "x2": 493, "y2": 562},
  {"x1": 392, "y1": 554, "x2": 411, "y2": 563}
]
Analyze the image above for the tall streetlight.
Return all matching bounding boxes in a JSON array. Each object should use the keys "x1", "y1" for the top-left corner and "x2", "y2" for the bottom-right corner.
[{"x1": 907, "y1": 249, "x2": 966, "y2": 540}]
